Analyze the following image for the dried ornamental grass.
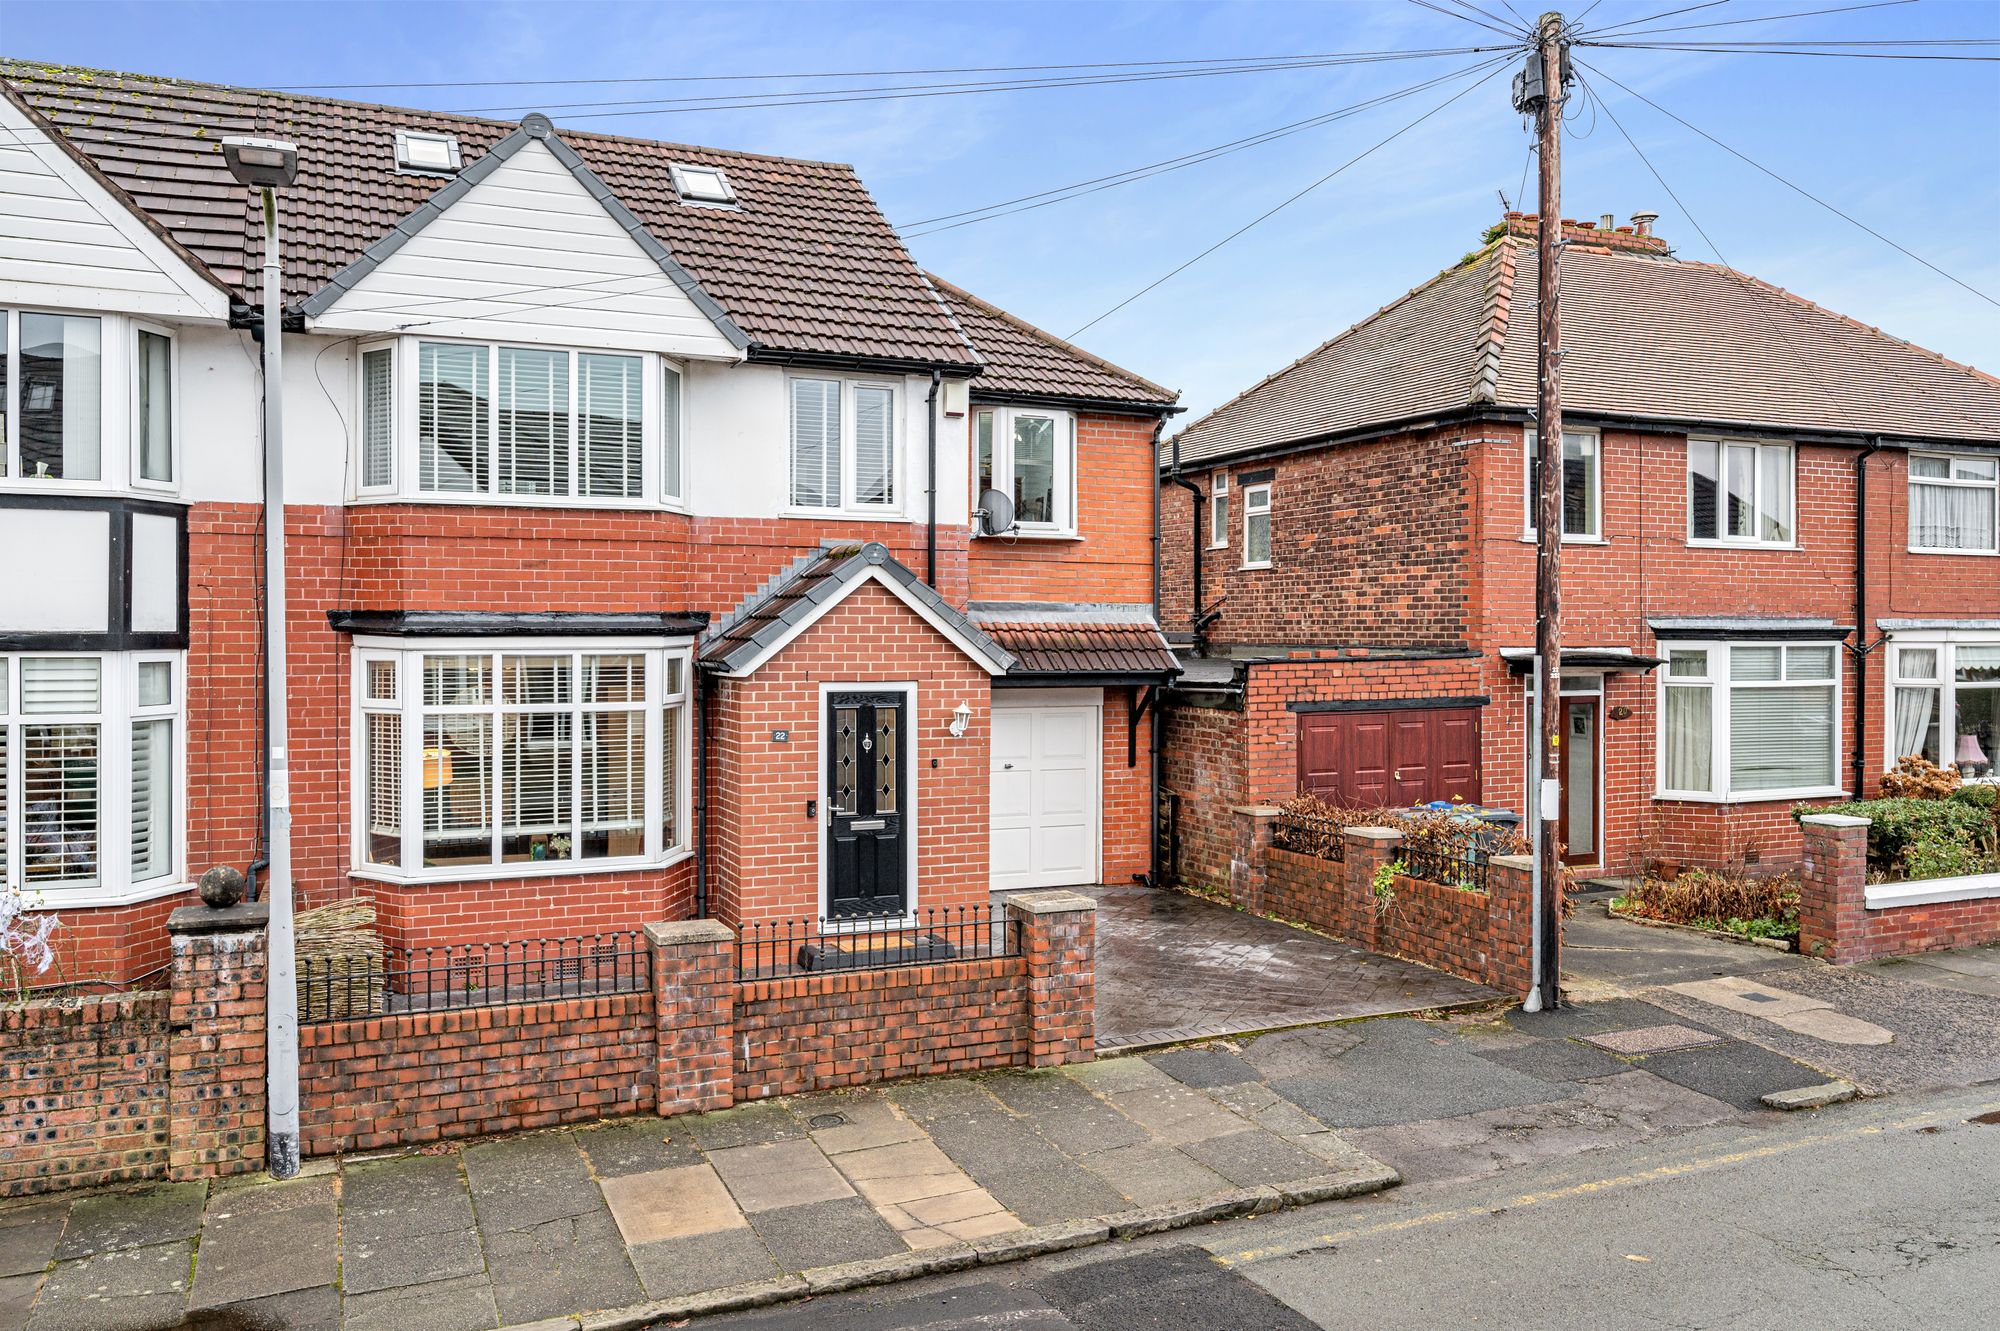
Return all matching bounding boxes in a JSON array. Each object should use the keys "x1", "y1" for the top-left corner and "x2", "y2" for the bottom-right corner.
[{"x1": 296, "y1": 897, "x2": 385, "y2": 1020}]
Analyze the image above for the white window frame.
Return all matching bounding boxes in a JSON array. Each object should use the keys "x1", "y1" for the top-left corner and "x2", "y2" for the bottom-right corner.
[
  {"x1": 1241, "y1": 482, "x2": 1273, "y2": 570},
  {"x1": 787, "y1": 375, "x2": 903, "y2": 518},
  {"x1": 1655, "y1": 640, "x2": 1845, "y2": 803},
  {"x1": 660, "y1": 359, "x2": 687, "y2": 507},
  {"x1": 1687, "y1": 437, "x2": 1796, "y2": 548},
  {"x1": 1522, "y1": 428, "x2": 1603, "y2": 542},
  {"x1": 1, "y1": 305, "x2": 129, "y2": 496},
  {"x1": 354, "y1": 340, "x2": 398, "y2": 498},
  {"x1": 971, "y1": 404, "x2": 1075, "y2": 537},
  {"x1": 393, "y1": 130, "x2": 463, "y2": 177},
  {"x1": 349, "y1": 637, "x2": 693, "y2": 885},
  {"x1": 669, "y1": 163, "x2": 737, "y2": 206},
  {"x1": 128, "y1": 322, "x2": 179, "y2": 492},
  {"x1": 1907, "y1": 451, "x2": 1999, "y2": 555},
  {"x1": 357, "y1": 336, "x2": 667, "y2": 508},
  {"x1": 3, "y1": 650, "x2": 186, "y2": 908},
  {"x1": 1884, "y1": 632, "x2": 2000, "y2": 785},
  {"x1": 1209, "y1": 471, "x2": 1229, "y2": 549}
]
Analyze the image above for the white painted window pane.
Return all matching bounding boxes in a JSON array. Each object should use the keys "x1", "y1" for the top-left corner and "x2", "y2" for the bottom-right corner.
[
  {"x1": 1688, "y1": 440, "x2": 1719, "y2": 540},
  {"x1": 1911, "y1": 478, "x2": 1997, "y2": 550},
  {"x1": 361, "y1": 348, "x2": 394, "y2": 489},
  {"x1": 137, "y1": 331, "x2": 173, "y2": 483},
  {"x1": 661, "y1": 362, "x2": 683, "y2": 500},
  {"x1": 497, "y1": 347, "x2": 570, "y2": 497},
  {"x1": 502, "y1": 654, "x2": 572, "y2": 706},
  {"x1": 1246, "y1": 508, "x2": 1272, "y2": 565},
  {"x1": 660, "y1": 705, "x2": 680, "y2": 850},
  {"x1": 1958, "y1": 646, "x2": 2000, "y2": 682},
  {"x1": 19, "y1": 314, "x2": 100, "y2": 481},
  {"x1": 586, "y1": 653, "x2": 645, "y2": 703},
  {"x1": 1956, "y1": 687, "x2": 1997, "y2": 778},
  {"x1": 1730, "y1": 646, "x2": 1782, "y2": 682},
  {"x1": 418, "y1": 343, "x2": 490, "y2": 493},
  {"x1": 364, "y1": 710, "x2": 401, "y2": 866},
  {"x1": 975, "y1": 412, "x2": 995, "y2": 495},
  {"x1": 581, "y1": 709, "x2": 644, "y2": 859},
  {"x1": 138, "y1": 661, "x2": 171, "y2": 707},
  {"x1": 1724, "y1": 445, "x2": 1756, "y2": 539},
  {"x1": 1911, "y1": 454, "x2": 1950, "y2": 480},
  {"x1": 423, "y1": 713, "x2": 491, "y2": 866},
  {"x1": 0, "y1": 316, "x2": 8, "y2": 478},
  {"x1": 499, "y1": 711, "x2": 572, "y2": 864},
  {"x1": 1758, "y1": 446, "x2": 1793, "y2": 542},
  {"x1": 22, "y1": 658, "x2": 100, "y2": 713},
  {"x1": 578, "y1": 353, "x2": 643, "y2": 499},
  {"x1": 0, "y1": 728, "x2": 8, "y2": 881},
  {"x1": 365, "y1": 659, "x2": 397, "y2": 702},
  {"x1": 1958, "y1": 456, "x2": 1998, "y2": 482},
  {"x1": 130, "y1": 718, "x2": 172, "y2": 880},
  {"x1": 789, "y1": 378, "x2": 841, "y2": 508},
  {"x1": 1562, "y1": 435, "x2": 1598, "y2": 536},
  {"x1": 423, "y1": 654, "x2": 490, "y2": 706},
  {"x1": 1893, "y1": 686, "x2": 1940, "y2": 764},
  {"x1": 1664, "y1": 684, "x2": 1712, "y2": 790},
  {"x1": 23, "y1": 724, "x2": 97, "y2": 882},
  {"x1": 1787, "y1": 645, "x2": 1835, "y2": 680},
  {"x1": 1730, "y1": 686, "x2": 1833, "y2": 791},
  {"x1": 1012, "y1": 415, "x2": 1057, "y2": 524},
  {"x1": 854, "y1": 385, "x2": 895, "y2": 506},
  {"x1": 1897, "y1": 648, "x2": 1938, "y2": 681},
  {"x1": 1668, "y1": 650, "x2": 1708, "y2": 679}
]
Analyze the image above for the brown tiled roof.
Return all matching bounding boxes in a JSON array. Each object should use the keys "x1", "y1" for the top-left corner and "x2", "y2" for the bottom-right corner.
[
  {"x1": 927, "y1": 274, "x2": 1175, "y2": 409},
  {"x1": 981, "y1": 622, "x2": 1180, "y2": 677},
  {"x1": 1171, "y1": 234, "x2": 2000, "y2": 465},
  {"x1": 0, "y1": 61, "x2": 977, "y2": 366}
]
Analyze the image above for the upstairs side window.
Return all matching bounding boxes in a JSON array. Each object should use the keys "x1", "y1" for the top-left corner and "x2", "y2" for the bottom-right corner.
[
  {"x1": 1209, "y1": 472, "x2": 1229, "y2": 548},
  {"x1": 1689, "y1": 439, "x2": 1794, "y2": 546},
  {"x1": 3, "y1": 309, "x2": 103, "y2": 483},
  {"x1": 1242, "y1": 482, "x2": 1273, "y2": 569},
  {"x1": 1908, "y1": 452, "x2": 1998, "y2": 553},
  {"x1": 1524, "y1": 429, "x2": 1600, "y2": 539},
  {"x1": 791, "y1": 376, "x2": 899, "y2": 514},
  {"x1": 972, "y1": 405, "x2": 1074, "y2": 535}
]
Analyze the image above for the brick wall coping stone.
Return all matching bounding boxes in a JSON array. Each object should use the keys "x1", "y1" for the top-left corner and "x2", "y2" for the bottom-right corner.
[
  {"x1": 646, "y1": 918, "x2": 736, "y2": 945},
  {"x1": 1864, "y1": 871, "x2": 2000, "y2": 911},
  {"x1": 1799, "y1": 813, "x2": 1872, "y2": 828},
  {"x1": 1006, "y1": 889, "x2": 1098, "y2": 915},
  {"x1": 1490, "y1": 853, "x2": 1534, "y2": 871},
  {"x1": 1229, "y1": 804, "x2": 1285, "y2": 816},
  {"x1": 165, "y1": 902, "x2": 270, "y2": 934},
  {"x1": 1344, "y1": 827, "x2": 1404, "y2": 844}
]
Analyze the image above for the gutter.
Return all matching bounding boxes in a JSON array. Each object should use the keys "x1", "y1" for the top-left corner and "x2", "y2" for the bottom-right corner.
[{"x1": 1850, "y1": 437, "x2": 1886, "y2": 800}]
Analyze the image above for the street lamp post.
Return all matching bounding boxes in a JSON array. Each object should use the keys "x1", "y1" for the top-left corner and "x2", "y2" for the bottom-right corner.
[{"x1": 221, "y1": 135, "x2": 302, "y2": 1179}]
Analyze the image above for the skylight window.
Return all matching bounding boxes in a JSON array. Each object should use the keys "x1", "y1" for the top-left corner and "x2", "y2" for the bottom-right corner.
[
  {"x1": 395, "y1": 130, "x2": 462, "y2": 176},
  {"x1": 670, "y1": 163, "x2": 737, "y2": 206}
]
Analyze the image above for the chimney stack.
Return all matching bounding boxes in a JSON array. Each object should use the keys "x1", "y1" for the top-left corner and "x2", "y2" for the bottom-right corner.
[{"x1": 1631, "y1": 210, "x2": 1660, "y2": 238}]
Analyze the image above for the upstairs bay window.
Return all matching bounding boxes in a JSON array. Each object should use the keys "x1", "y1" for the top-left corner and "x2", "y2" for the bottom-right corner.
[
  {"x1": 792, "y1": 376, "x2": 897, "y2": 513},
  {"x1": 1891, "y1": 640, "x2": 1998, "y2": 782},
  {"x1": 1524, "y1": 430, "x2": 1601, "y2": 539},
  {"x1": 974, "y1": 405, "x2": 1074, "y2": 534},
  {"x1": 1659, "y1": 642, "x2": 1841, "y2": 800},
  {"x1": 355, "y1": 643, "x2": 689, "y2": 880},
  {"x1": 1908, "y1": 452, "x2": 1998, "y2": 553},
  {"x1": 0, "y1": 311, "x2": 177, "y2": 494},
  {"x1": 1689, "y1": 439, "x2": 1794, "y2": 546},
  {"x1": 2, "y1": 653, "x2": 183, "y2": 906}
]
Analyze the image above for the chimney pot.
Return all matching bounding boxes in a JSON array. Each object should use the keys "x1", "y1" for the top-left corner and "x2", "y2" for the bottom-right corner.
[
  {"x1": 1600, "y1": 213, "x2": 1615, "y2": 231},
  {"x1": 1631, "y1": 210, "x2": 1661, "y2": 238}
]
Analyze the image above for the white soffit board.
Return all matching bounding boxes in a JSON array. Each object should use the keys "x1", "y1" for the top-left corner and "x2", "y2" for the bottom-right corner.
[
  {"x1": 0, "y1": 508, "x2": 111, "y2": 632},
  {"x1": 0, "y1": 98, "x2": 229, "y2": 321},
  {"x1": 308, "y1": 139, "x2": 741, "y2": 359},
  {"x1": 129, "y1": 511, "x2": 180, "y2": 633}
]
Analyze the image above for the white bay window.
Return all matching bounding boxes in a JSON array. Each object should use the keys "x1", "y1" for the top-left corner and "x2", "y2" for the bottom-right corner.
[
  {"x1": 1890, "y1": 638, "x2": 1998, "y2": 782},
  {"x1": 2, "y1": 652, "x2": 183, "y2": 905},
  {"x1": 974, "y1": 405, "x2": 1074, "y2": 535},
  {"x1": 1659, "y1": 642, "x2": 1842, "y2": 800},
  {"x1": 355, "y1": 641, "x2": 689, "y2": 880}
]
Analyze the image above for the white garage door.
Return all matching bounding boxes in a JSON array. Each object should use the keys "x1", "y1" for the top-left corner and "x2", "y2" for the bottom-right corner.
[{"x1": 990, "y1": 693, "x2": 1101, "y2": 891}]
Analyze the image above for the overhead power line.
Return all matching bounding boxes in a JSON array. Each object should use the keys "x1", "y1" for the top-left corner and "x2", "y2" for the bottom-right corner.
[
  {"x1": 1586, "y1": 43, "x2": 2000, "y2": 61},
  {"x1": 1407, "y1": 0, "x2": 1530, "y2": 41},
  {"x1": 1067, "y1": 61, "x2": 1510, "y2": 339},
  {"x1": 1585, "y1": 1, "x2": 1735, "y2": 39},
  {"x1": 1602, "y1": 0, "x2": 1917, "y2": 40},
  {"x1": 1578, "y1": 58, "x2": 1999, "y2": 308}
]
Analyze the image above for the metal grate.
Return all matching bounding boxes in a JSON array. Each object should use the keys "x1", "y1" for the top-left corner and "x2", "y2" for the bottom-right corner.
[
  {"x1": 298, "y1": 931, "x2": 649, "y2": 1023},
  {"x1": 1272, "y1": 810, "x2": 1347, "y2": 862},
  {"x1": 1399, "y1": 839, "x2": 1490, "y2": 893},
  {"x1": 736, "y1": 906, "x2": 1021, "y2": 981}
]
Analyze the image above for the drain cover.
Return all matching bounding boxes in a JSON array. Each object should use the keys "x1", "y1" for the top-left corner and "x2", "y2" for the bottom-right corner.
[{"x1": 809, "y1": 1113, "x2": 847, "y2": 1129}]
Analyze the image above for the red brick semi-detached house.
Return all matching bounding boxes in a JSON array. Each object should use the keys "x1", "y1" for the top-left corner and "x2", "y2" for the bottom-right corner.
[
  {"x1": 1158, "y1": 212, "x2": 1999, "y2": 891},
  {"x1": 0, "y1": 62, "x2": 1176, "y2": 989}
]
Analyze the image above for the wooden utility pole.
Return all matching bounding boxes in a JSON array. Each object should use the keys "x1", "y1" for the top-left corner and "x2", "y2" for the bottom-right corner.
[{"x1": 1529, "y1": 12, "x2": 1568, "y2": 1009}]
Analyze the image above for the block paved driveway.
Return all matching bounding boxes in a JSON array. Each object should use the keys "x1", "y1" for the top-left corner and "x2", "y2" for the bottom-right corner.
[{"x1": 1076, "y1": 883, "x2": 1496, "y2": 1051}]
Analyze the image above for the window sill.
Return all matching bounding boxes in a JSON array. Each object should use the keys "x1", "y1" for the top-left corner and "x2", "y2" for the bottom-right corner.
[
  {"x1": 349, "y1": 494, "x2": 684, "y2": 513},
  {"x1": 1518, "y1": 533, "x2": 1608, "y2": 545},
  {"x1": 1866, "y1": 871, "x2": 2000, "y2": 910},
  {"x1": 1906, "y1": 545, "x2": 1998, "y2": 557},
  {"x1": 1239, "y1": 562, "x2": 1273, "y2": 572},
  {"x1": 978, "y1": 529, "x2": 1082, "y2": 543},
  {"x1": 1685, "y1": 539, "x2": 1800, "y2": 552},
  {"x1": 0, "y1": 481, "x2": 186, "y2": 504},
  {"x1": 19, "y1": 879, "x2": 194, "y2": 911},
  {"x1": 351, "y1": 846, "x2": 692, "y2": 887},
  {"x1": 780, "y1": 508, "x2": 909, "y2": 523},
  {"x1": 1653, "y1": 786, "x2": 1849, "y2": 805}
]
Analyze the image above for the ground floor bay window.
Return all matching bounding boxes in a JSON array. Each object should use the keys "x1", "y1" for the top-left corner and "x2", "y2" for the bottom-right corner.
[
  {"x1": 354, "y1": 641, "x2": 690, "y2": 879},
  {"x1": 1889, "y1": 637, "x2": 1999, "y2": 783},
  {"x1": 1, "y1": 652, "x2": 183, "y2": 906},
  {"x1": 1658, "y1": 642, "x2": 1843, "y2": 801}
]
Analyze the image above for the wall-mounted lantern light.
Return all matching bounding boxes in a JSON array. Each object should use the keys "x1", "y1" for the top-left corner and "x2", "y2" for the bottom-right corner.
[{"x1": 948, "y1": 701, "x2": 972, "y2": 738}]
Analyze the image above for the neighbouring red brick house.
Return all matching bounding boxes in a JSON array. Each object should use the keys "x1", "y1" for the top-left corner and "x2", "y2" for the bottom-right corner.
[
  {"x1": 1159, "y1": 213, "x2": 1999, "y2": 890},
  {"x1": 0, "y1": 63, "x2": 1176, "y2": 989}
]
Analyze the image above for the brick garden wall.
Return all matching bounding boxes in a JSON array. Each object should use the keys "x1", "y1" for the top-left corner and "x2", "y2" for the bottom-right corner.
[
  {"x1": 0, "y1": 993, "x2": 170, "y2": 1197},
  {"x1": 1161, "y1": 701, "x2": 1245, "y2": 890},
  {"x1": 1798, "y1": 815, "x2": 2000, "y2": 964}
]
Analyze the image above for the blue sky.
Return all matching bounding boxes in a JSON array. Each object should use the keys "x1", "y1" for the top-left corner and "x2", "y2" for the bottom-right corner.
[{"x1": 6, "y1": 0, "x2": 1996, "y2": 419}]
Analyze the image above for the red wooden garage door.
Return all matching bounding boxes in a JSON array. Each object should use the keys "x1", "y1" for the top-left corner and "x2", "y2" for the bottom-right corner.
[{"x1": 1297, "y1": 705, "x2": 1482, "y2": 808}]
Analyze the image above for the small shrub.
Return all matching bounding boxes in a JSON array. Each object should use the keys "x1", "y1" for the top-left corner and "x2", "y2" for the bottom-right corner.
[
  {"x1": 1620, "y1": 869, "x2": 1800, "y2": 930},
  {"x1": 1878, "y1": 754, "x2": 1961, "y2": 800},
  {"x1": 1796, "y1": 796, "x2": 1998, "y2": 881}
]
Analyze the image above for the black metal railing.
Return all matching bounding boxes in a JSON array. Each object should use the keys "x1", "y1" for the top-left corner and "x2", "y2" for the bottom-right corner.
[
  {"x1": 736, "y1": 906, "x2": 1021, "y2": 981},
  {"x1": 1399, "y1": 838, "x2": 1490, "y2": 892},
  {"x1": 298, "y1": 932, "x2": 651, "y2": 1023},
  {"x1": 1272, "y1": 809, "x2": 1347, "y2": 862}
]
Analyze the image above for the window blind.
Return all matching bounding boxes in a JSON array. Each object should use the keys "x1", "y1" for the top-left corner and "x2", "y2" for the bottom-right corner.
[
  {"x1": 365, "y1": 710, "x2": 401, "y2": 865},
  {"x1": 418, "y1": 342, "x2": 490, "y2": 493},
  {"x1": 578, "y1": 353, "x2": 642, "y2": 498},
  {"x1": 854, "y1": 385, "x2": 894, "y2": 506},
  {"x1": 1729, "y1": 686, "x2": 1834, "y2": 791},
  {"x1": 789, "y1": 378, "x2": 841, "y2": 508},
  {"x1": 500, "y1": 712, "x2": 572, "y2": 863},
  {"x1": 19, "y1": 313, "x2": 101, "y2": 482},
  {"x1": 130, "y1": 719, "x2": 171, "y2": 881},
  {"x1": 362, "y1": 348, "x2": 394, "y2": 489},
  {"x1": 581, "y1": 710, "x2": 644, "y2": 858},
  {"x1": 662, "y1": 362, "x2": 684, "y2": 499},
  {"x1": 137, "y1": 330, "x2": 173, "y2": 483},
  {"x1": 22, "y1": 658, "x2": 100, "y2": 713},
  {"x1": 23, "y1": 724, "x2": 98, "y2": 882},
  {"x1": 498, "y1": 347, "x2": 569, "y2": 497},
  {"x1": 660, "y1": 707, "x2": 679, "y2": 848}
]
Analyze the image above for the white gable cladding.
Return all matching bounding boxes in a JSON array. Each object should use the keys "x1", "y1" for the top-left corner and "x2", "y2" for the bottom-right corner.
[
  {"x1": 307, "y1": 139, "x2": 741, "y2": 359},
  {"x1": 0, "y1": 99, "x2": 228, "y2": 320}
]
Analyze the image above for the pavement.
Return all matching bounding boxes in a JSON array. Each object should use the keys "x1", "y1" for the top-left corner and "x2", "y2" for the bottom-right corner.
[{"x1": 1084, "y1": 883, "x2": 1495, "y2": 1051}]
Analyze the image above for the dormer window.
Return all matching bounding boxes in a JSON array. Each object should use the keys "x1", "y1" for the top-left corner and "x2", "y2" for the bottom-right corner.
[
  {"x1": 670, "y1": 163, "x2": 736, "y2": 206},
  {"x1": 395, "y1": 131, "x2": 462, "y2": 177}
]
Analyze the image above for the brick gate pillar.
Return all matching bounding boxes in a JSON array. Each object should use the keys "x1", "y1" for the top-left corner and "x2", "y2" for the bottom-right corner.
[
  {"x1": 1797, "y1": 813, "x2": 1871, "y2": 963},
  {"x1": 648, "y1": 918, "x2": 736, "y2": 1115},
  {"x1": 1339, "y1": 827, "x2": 1402, "y2": 952},
  {"x1": 166, "y1": 901, "x2": 268, "y2": 1182},
  {"x1": 1483, "y1": 853, "x2": 1536, "y2": 998},
  {"x1": 1229, "y1": 805, "x2": 1282, "y2": 913},
  {"x1": 1007, "y1": 889, "x2": 1097, "y2": 1067}
]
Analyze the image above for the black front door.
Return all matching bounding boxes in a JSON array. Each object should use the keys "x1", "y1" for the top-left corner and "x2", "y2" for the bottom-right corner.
[{"x1": 827, "y1": 692, "x2": 907, "y2": 919}]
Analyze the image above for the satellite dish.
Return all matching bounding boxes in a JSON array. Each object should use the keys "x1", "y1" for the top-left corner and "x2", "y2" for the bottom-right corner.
[{"x1": 975, "y1": 487, "x2": 1015, "y2": 536}]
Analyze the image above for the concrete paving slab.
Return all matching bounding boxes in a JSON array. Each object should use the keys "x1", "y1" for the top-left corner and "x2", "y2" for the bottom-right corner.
[
  {"x1": 344, "y1": 1224, "x2": 487, "y2": 1297},
  {"x1": 52, "y1": 1182, "x2": 203, "y2": 1259},
  {"x1": 1666, "y1": 976, "x2": 1832, "y2": 1018},
  {"x1": 2, "y1": 1272, "x2": 42, "y2": 1331},
  {"x1": 1762, "y1": 1080, "x2": 1859, "y2": 1110},
  {"x1": 342, "y1": 1154, "x2": 476, "y2": 1242},
  {"x1": 829, "y1": 1137, "x2": 963, "y2": 1199},
  {"x1": 463, "y1": 1133, "x2": 603, "y2": 1229},
  {"x1": 892, "y1": 1188, "x2": 1011, "y2": 1230},
  {"x1": 27, "y1": 1239, "x2": 192, "y2": 1331},
  {"x1": 1574, "y1": 1070, "x2": 1743, "y2": 1136},
  {"x1": 901, "y1": 1098, "x2": 1128, "y2": 1226},
  {"x1": 628, "y1": 1228, "x2": 781, "y2": 1301},
  {"x1": 1145, "y1": 1046, "x2": 1265, "y2": 1088},
  {"x1": 1059, "y1": 1056, "x2": 1175, "y2": 1093},
  {"x1": 0, "y1": 1202, "x2": 65, "y2": 1278},
  {"x1": 1265, "y1": 1019, "x2": 1570, "y2": 1129},
  {"x1": 794, "y1": 1092, "x2": 926, "y2": 1156},
  {"x1": 1079, "y1": 1141, "x2": 1230, "y2": 1206},
  {"x1": 1629, "y1": 1041, "x2": 1836, "y2": 1113},
  {"x1": 187, "y1": 1177, "x2": 337, "y2": 1311},
  {"x1": 1582, "y1": 1024, "x2": 1723, "y2": 1055},
  {"x1": 1179, "y1": 1130, "x2": 1334, "y2": 1188},
  {"x1": 181, "y1": 1283, "x2": 342, "y2": 1330},
  {"x1": 574, "y1": 1117, "x2": 703, "y2": 1179},
  {"x1": 600, "y1": 1164, "x2": 746, "y2": 1246},
  {"x1": 1099, "y1": 1085, "x2": 1252, "y2": 1145},
  {"x1": 676, "y1": 1102, "x2": 806, "y2": 1152},
  {"x1": 980, "y1": 1071, "x2": 1152, "y2": 1156},
  {"x1": 747, "y1": 1198, "x2": 905, "y2": 1272},
  {"x1": 709, "y1": 1139, "x2": 855, "y2": 1213},
  {"x1": 343, "y1": 1272, "x2": 499, "y2": 1331},
  {"x1": 1467, "y1": 1036, "x2": 1631, "y2": 1082},
  {"x1": 1768, "y1": 1008, "x2": 1895, "y2": 1045},
  {"x1": 482, "y1": 1208, "x2": 645, "y2": 1326}
]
